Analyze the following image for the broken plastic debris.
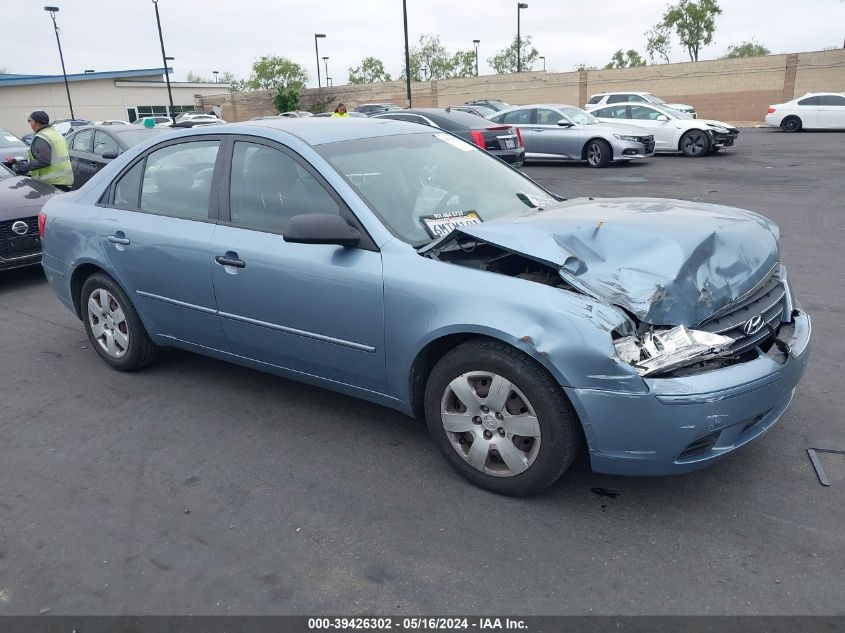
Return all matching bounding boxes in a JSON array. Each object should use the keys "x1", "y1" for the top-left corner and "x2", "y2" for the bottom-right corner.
[{"x1": 614, "y1": 325, "x2": 733, "y2": 376}]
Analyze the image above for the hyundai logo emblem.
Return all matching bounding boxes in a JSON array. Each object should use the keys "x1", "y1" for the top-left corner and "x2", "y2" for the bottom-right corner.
[
  {"x1": 11, "y1": 220, "x2": 28, "y2": 236},
  {"x1": 742, "y1": 314, "x2": 765, "y2": 336}
]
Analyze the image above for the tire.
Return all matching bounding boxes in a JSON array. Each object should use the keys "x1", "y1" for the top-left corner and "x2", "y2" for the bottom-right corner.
[
  {"x1": 424, "y1": 339, "x2": 581, "y2": 496},
  {"x1": 585, "y1": 139, "x2": 612, "y2": 168},
  {"x1": 680, "y1": 130, "x2": 711, "y2": 157},
  {"x1": 80, "y1": 272, "x2": 160, "y2": 371},
  {"x1": 781, "y1": 116, "x2": 802, "y2": 133}
]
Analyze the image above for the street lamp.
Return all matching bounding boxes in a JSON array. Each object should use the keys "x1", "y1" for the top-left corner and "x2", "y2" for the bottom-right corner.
[
  {"x1": 517, "y1": 2, "x2": 528, "y2": 73},
  {"x1": 327, "y1": 77, "x2": 333, "y2": 87},
  {"x1": 421, "y1": 66, "x2": 427, "y2": 81},
  {"x1": 402, "y1": 0, "x2": 411, "y2": 107},
  {"x1": 473, "y1": 39, "x2": 480, "y2": 76},
  {"x1": 212, "y1": 70, "x2": 219, "y2": 83},
  {"x1": 539, "y1": 55, "x2": 545, "y2": 71},
  {"x1": 43, "y1": 6, "x2": 74, "y2": 119},
  {"x1": 322, "y1": 56, "x2": 329, "y2": 85},
  {"x1": 151, "y1": 0, "x2": 175, "y2": 119},
  {"x1": 314, "y1": 34, "x2": 326, "y2": 88}
]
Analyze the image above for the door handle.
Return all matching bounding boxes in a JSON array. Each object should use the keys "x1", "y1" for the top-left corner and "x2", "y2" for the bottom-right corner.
[
  {"x1": 108, "y1": 234, "x2": 130, "y2": 245},
  {"x1": 533, "y1": 128, "x2": 544, "y2": 132},
  {"x1": 215, "y1": 255, "x2": 246, "y2": 269}
]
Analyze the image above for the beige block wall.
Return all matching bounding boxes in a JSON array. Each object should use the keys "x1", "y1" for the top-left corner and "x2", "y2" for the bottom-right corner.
[{"x1": 793, "y1": 49, "x2": 845, "y2": 96}]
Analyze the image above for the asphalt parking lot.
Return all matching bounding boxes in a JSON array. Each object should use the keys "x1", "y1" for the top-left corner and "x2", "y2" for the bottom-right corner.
[{"x1": 0, "y1": 128, "x2": 843, "y2": 616}]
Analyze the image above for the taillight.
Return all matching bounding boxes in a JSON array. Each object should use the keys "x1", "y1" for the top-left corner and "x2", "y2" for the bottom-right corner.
[
  {"x1": 38, "y1": 211, "x2": 46, "y2": 238},
  {"x1": 470, "y1": 130, "x2": 486, "y2": 148},
  {"x1": 514, "y1": 127, "x2": 524, "y2": 148},
  {"x1": 767, "y1": 107, "x2": 776, "y2": 114}
]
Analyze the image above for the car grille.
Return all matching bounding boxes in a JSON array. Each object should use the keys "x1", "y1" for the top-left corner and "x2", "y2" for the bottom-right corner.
[
  {"x1": 0, "y1": 216, "x2": 40, "y2": 257},
  {"x1": 697, "y1": 268, "x2": 788, "y2": 355},
  {"x1": 640, "y1": 137, "x2": 655, "y2": 153}
]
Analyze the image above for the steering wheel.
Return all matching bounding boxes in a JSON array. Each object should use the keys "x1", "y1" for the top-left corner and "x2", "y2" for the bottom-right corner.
[{"x1": 433, "y1": 182, "x2": 475, "y2": 214}]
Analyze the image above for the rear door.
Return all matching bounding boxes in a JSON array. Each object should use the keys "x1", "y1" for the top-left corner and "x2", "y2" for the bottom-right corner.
[
  {"x1": 629, "y1": 105, "x2": 676, "y2": 150},
  {"x1": 817, "y1": 94, "x2": 845, "y2": 128},
  {"x1": 796, "y1": 96, "x2": 821, "y2": 127},
  {"x1": 493, "y1": 109, "x2": 533, "y2": 154},
  {"x1": 532, "y1": 108, "x2": 580, "y2": 159},
  {"x1": 97, "y1": 137, "x2": 227, "y2": 350}
]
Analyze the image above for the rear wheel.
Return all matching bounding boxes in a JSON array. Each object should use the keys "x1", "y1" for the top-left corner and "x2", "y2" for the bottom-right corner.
[
  {"x1": 585, "y1": 139, "x2": 612, "y2": 168},
  {"x1": 424, "y1": 339, "x2": 580, "y2": 496},
  {"x1": 781, "y1": 116, "x2": 802, "y2": 133},
  {"x1": 680, "y1": 130, "x2": 710, "y2": 157},
  {"x1": 81, "y1": 273, "x2": 160, "y2": 371}
]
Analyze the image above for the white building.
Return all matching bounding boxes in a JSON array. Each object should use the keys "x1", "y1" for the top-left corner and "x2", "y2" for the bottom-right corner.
[{"x1": 0, "y1": 67, "x2": 228, "y2": 136}]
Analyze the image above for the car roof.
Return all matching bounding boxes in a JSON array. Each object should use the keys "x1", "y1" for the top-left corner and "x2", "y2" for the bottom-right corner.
[
  {"x1": 591, "y1": 91, "x2": 650, "y2": 97},
  {"x1": 237, "y1": 117, "x2": 431, "y2": 145},
  {"x1": 799, "y1": 92, "x2": 845, "y2": 96}
]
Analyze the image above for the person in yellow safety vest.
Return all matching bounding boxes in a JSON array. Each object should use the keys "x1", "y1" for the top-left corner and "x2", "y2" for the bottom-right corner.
[
  {"x1": 8, "y1": 111, "x2": 74, "y2": 191},
  {"x1": 331, "y1": 103, "x2": 350, "y2": 118}
]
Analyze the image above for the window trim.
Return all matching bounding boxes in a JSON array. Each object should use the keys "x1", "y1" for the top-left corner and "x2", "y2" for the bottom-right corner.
[
  {"x1": 102, "y1": 136, "x2": 227, "y2": 223},
  {"x1": 218, "y1": 134, "x2": 378, "y2": 252}
]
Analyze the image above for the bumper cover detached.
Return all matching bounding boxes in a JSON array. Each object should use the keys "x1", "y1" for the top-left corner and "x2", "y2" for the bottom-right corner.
[
  {"x1": 712, "y1": 129, "x2": 739, "y2": 148},
  {"x1": 567, "y1": 310, "x2": 810, "y2": 476}
]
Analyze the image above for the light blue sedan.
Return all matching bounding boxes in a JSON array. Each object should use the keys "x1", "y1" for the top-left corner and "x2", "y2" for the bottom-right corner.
[{"x1": 39, "y1": 118, "x2": 810, "y2": 495}]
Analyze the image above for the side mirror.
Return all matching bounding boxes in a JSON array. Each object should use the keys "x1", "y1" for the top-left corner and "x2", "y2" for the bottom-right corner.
[
  {"x1": 557, "y1": 120, "x2": 573, "y2": 127},
  {"x1": 656, "y1": 115, "x2": 669, "y2": 122},
  {"x1": 101, "y1": 151, "x2": 119, "y2": 160},
  {"x1": 283, "y1": 214, "x2": 360, "y2": 247}
]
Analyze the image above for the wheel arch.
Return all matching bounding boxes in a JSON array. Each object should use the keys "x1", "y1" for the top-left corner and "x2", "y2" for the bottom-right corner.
[
  {"x1": 581, "y1": 137, "x2": 613, "y2": 161},
  {"x1": 70, "y1": 262, "x2": 125, "y2": 320},
  {"x1": 677, "y1": 127, "x2": 711, "y2": 152}
]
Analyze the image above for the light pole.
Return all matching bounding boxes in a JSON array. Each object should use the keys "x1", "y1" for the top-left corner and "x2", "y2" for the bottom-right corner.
[
  {"x1": 327, "y1": 77, "x2": 332, "y2": 87},
  {"x1": 314, "y1": 34, "x2": 326, "y2": 88},
  {"x1": 43, "y1": 6, "x2": 74, "y2": 119},
  {"x1": 322, "y1": 57, "x2": 329, "y2": 85},
  {"x1": 473, "y1": 39, "x2": 480, "y2": 76},
  {"x1": 151, "y1": 0, "x2": 175, "y2": 119},
  {"x1": 517, "y1": 2, "x2": 528, "y2": 73},
  {"x1": 539, "y1": 55, "x2": 545, "y2": 71},
  {"x1": 421, "y1": 66, "x2": 427, "y2": 81},
  {"x1": 402, "y1": 0, "x2": 412, "y2": 107},
  {"x1": 213, "y1": 70, "x2": 219, "y2": 83}
]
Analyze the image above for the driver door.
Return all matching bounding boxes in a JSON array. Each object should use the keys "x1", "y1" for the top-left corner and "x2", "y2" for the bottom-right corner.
[
  {"x1": 629, "y1": 105, "x2": 675, "y2": 151},
  {"x1": 532, "y1": 108, "x2": 580, "y2": 159}
]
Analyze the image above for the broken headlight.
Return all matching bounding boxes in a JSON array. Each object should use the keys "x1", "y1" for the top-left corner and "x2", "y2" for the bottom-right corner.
[{"x1": 614, "y1": 325, "x2": 734, "y2": 376}]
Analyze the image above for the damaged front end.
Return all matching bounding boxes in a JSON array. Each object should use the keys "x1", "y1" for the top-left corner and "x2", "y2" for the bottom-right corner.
[{"x1": 612, "y1": 326, "x2": 734, "y2": 377}]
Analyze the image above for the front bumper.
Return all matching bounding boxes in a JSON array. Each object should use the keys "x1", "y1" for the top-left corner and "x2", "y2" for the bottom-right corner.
[
  {"x1": 711, "y1": 128, "x2": 739, "y2": 148},
  {"x1": 611, "y1": 138, "x2": 655, "y2": 161},
  {"x1": 566, "y1": 309, "x2": 811, "y2": 476},
  {"x1": 0, "y1": 250, "x2": 41, "y2": 271}
]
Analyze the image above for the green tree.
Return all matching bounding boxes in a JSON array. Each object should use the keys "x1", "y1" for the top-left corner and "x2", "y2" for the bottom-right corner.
[
  {"x1": 450, "y1": 49, "x2": 478, "y2": 77},
  {"x1": 659, "y1": 0, "x2": 722, "y2": 62},
  {"x1": 645, "y1": 25, "x2": 672, "y2": 63},
  {"x1": 487, "y1": 35, "x2": 540, "y2": 74},
  {"x1": 348, "y1": 57, "x2": 392, "y2": 84},
  {"x1": 604, "y1": 49, "x2": 646, "y2": 69},
  {"x1": 247, "y1": 55, "x2": 308, "y2": 91},
  {"x1": 574, "y1": 63, "x2": 598, "y2": 71},
  {"x1": 724, "y1": 39, "x2": 770, "y2": 58},
  {"x1": 401, "y1": 34, "x2": 455, "y2": 80},
  {"x1": 273, "y1": 87, "x2": 300, "y2": 113}
]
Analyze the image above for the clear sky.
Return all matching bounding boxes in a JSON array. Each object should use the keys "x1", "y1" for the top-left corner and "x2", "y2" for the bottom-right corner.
[{"x1": 1, "y1": 0, "x2": 842, "y2": 86}]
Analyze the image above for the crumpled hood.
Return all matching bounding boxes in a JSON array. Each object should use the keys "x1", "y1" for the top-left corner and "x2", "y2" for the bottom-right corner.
[{"x1": 448, "y1": 197, "x2": 780, "y2": 327}]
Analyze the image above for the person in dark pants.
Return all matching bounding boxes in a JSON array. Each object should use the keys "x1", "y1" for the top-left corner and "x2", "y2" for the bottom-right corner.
[{"x1": 5, "y1": 111, "x2": 74, "y2": 191}]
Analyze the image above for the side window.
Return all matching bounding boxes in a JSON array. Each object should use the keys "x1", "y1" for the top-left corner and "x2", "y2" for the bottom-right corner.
[
  {"x1": 139, "y1": 141, "x2": 220, "y2": 220},
  {"x1": 489, "y1": 113, "x2": 506, "y2": 124},
  {"x1": 819, "y1": 95, "x2": 845, "y2": 106},
  {"x1": 797, "y1": 96, "x2": 819, "y2": 106},
  {"x1": 93, "y1": 131, "x2": 119, "y2": 157},
  {"x1": 595, "y1": 106, "x2": 628, "y2": 119},
  {"x1": 502, "y1": 109, "x2": 531, "y2": 124},
  {"x1": 71, "y1": 129, "x2": 94, "y2": 152},
  {"x1": 534, "y1": 108, "x2": 564, "y2": 125},
  {"x1": 630, "y1": 106, "x2": 660, "y2": 120},
  {"x1": 628, "y1": 95, "x2": 647, "y2": 102},
  {"x1": 587, "y1": 96, "x2": 602, "y2": 105},
  {"x1": 229, "y1": 141, "x2": 339, "y2": 234},
  {"x1": 606, "y1": 94, "x2": 626, "y2": 104},
  {"x1": 113, "y1": 160, "x2": 144, "y2": 209}
]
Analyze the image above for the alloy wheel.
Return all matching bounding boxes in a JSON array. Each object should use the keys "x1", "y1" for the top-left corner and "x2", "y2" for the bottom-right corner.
[
  {"x1": 440, "y1": 371, "x2": 541, "y2": 477},
  {"x1": 87, "y1": 288, "x2": 130, "y2": 358},
  {"x1": 683, "y1": 132, "x2": 707, "y2": 156},
  {"x1": 586, "y1": 143, "x2": 602, "y2": 166}
]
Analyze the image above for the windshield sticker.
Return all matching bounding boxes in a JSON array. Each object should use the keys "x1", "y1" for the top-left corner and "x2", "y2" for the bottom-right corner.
[
  {"x1": 434, "y1": 133, "x2": 473, "y2": 152},
  {"x1": 517, "y1": 191, "x2": 557, "y2": 208},
  {"x1": 421, "y1": 210, "x2": 482, "y2": 238}
]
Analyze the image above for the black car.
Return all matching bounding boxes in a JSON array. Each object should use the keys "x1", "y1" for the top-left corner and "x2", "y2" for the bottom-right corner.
[
  {"x1": 66, "y1": 125, "x2": 168, "y2": 189},
  {"x1": 370, "y1": 108, "x2": 525, "y2": 167},
  {"x1": 463, "y1": 99, "x2": 511, "y2": 112},
  {"x1": 0, "y1": 163, "x2": 58, "y2": 271}
]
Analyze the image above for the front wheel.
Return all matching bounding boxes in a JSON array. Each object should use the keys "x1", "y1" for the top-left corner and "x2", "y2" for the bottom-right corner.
[
  {"x1": 585, "y1": 139, "x2": 612, "y2": 168},
  {"x1": 680, "y1": 130, "x2": 710, "y2": 157},
  {"x1": 424, "y1": 339, "x2": 581, "y2": 496},
  {"x1": 781, "y1": 116, "x2": 802, "y2": 133},
  {"x1": 81, "y1": 273, "x2": 160, "y2": 371}
]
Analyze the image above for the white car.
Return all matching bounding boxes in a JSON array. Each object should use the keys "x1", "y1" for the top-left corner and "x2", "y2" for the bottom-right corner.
[
  {"x1": 92, "y1": 120, "x2": 131, "y2": 126},
  {"x1": 765, "y1": 92, "x2": 845, "y2": 132},
  {"x1": 586, "y1": 92, "x2": 697, "y2": 118},
  {"x1": 135, "y1": 116, "x2": 173, "y2": 128},
  {"x1": 587, "y1": 102, "x2": 738, "y2": 157}
]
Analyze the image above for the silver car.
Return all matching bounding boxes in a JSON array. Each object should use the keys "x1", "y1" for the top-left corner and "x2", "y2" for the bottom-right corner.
[{"x1": 489, "y1": 104, "x2": 654, "y2": 167}]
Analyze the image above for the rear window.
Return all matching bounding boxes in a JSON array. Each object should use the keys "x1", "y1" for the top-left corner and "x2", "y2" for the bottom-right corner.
[
  {"x1": 587, "y1": 96, "x2": 602, "y2": 105},
  {"x1": 798, "y1": 96, "x2": 820, "y2": 106}
]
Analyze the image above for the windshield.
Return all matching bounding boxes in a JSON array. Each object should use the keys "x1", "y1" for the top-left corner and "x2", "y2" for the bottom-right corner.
[
  {"x1": 644, "y1": 94, "x2": 666, "y2": 104},
  {"x1": 0, "y1": 163, "x2": 14, "y2": 180},
  {"x1": 560, "y1": 107, "x2": 598, "y2": 125},
  {"x1": 0, "y1": 129, "x2": 26, "y2": 148},
  {"x1": 319, "y1": 133, "x2": 560, "y2": 246},
  {"x1": 657, "y1": 105, "x2": 693, "y2": 120}
]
